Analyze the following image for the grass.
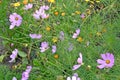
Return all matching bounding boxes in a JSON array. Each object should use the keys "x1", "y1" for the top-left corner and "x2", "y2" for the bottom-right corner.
[{"x1": 0, "y1": 0, "x2": 120, "y2": 80}]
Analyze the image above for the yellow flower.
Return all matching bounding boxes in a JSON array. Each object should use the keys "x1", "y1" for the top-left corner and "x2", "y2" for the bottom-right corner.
[
  {"x1": 96, "y1": 32, "x2": 102, "y2": 36},
  {"x1": 77, "y1": 37, "x2": 83, "y2": 42},
  {"x1": 75, "y1": 11, "x2": 81, "y2": 14},
  {"x1": 61, "y1": 12, "x2": 65, "y2": 16},
  {"x1": 96, "y1": 0, "x2": 100, "y2": 3},
  {"x1": 52, "y1": 37, "x2": 58, "y2": 43},
  {"x1": 13, "y1": 2, "x2": 20, "y2": 7},
  {"x1": 48, "y1": 0, "x2": 55, "y2": 3},
  {"x1": 54, "y1": 11, "x2": 59, "y2": 16},
  {"x1": 46, "y1": 26, "x2": 51, "y2": 31},
  {"x1": 54, "y1": 54, "x2": 59, "y2": 59},
  {"x1": 85, "y1": 0, "x2": 90, "y2": 2}
]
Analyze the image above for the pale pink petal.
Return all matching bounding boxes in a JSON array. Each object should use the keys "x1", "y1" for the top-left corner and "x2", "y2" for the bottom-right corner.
[
  {"x1": 97, "y1": 64, "x2": 105, "y2": 69},
  {"x1": 97, "y1": 59, "x2": 105, "y2": 64},
  {"x1": 72, "y1": 65, "x2": 81, "y2": 70},
  {"x1": 76, "y1": 29, "x2": 80, "y2": 35},
  {"x1": 72, "y1": 76, "x2": 77, "y2": 80},
  {"x1": 67, "y1": 77, "x2": 71, "y2": 80},
  {"x1": 101, "y1": 54, "x2": 107, "y2": 60},
  {"x1": 72, "y1": 33, "x2": 78, "y2": 39}
]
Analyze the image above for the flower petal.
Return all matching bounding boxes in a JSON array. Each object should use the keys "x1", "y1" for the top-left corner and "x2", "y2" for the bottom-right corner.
[
  {"x1": 72, "y1": 65, "x2": 81, "y2": 70},
  {"x1": 97, "y1": 64, "x2": 105, "y2": 69},
  {"x1": 97, "y1": 59, "x2": 105, "y2": 64}
]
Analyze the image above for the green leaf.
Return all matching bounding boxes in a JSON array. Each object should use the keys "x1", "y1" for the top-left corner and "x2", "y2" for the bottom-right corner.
[
  {"x1": 18, "y1": 50, "x2": 27, "y2": 57},
  {"x1": 0, "y1": 55, "x2": 5, "y2": 62}
]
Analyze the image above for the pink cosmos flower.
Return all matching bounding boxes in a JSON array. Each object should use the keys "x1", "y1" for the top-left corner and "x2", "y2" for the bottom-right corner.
[
  {"x1": 97, "y1": 53, "x2": 114, "y2": 69},
  {"x1": 67, "y1": 73, "x2": 81, "y2": 80},
  {"x1": 21, "y1": 66, "x2": 32, "y2": 80},
  {"x1": 52, "y1": 45, "x2": 56, "y2": 54},
  {"x1": 9, "y1": 13, "x2": 22, "y2": 29},
  {"x1": 72, "y1": 29, "x2": 80, "y2": 39},
  {"x1": 40, "y1": 42, "x2": 49, "y2": 52},
  {"x1": 33, "y1": 5, "x2": 49, "y2": 20},
  {"x1": 9, "y1": 49, "x2": 18, "y2": 62},
  {"x1": 72, "y1": 53, "x2": 83, "y2": 70},
  {"x1": 24, "y1": 3, "x2": 33, "y2": 10},
  {"x1": 29, "y1": 34, "x2": 42, "y2": 39}
]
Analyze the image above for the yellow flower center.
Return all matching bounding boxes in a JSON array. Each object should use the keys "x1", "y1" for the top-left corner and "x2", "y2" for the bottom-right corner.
[
  {"x1": 15, "y1": 17, "x2": 19, "y2": 21},
  {"x1": 105, "y1": 60, "x2": 110, "y2": 64}
]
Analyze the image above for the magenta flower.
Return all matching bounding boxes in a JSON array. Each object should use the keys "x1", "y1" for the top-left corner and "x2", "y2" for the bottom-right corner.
[
  {"x1": 40, "y1": 42, "x2": 49, "y2": 52},
  {"x1": 9, "y1": 49, "x2": 18, "y2": 62},
  {"x1": 52, "y1": 45, "x2": 56, "y2": 54},
  {"x1": 72, "y1": 53, "x2": 83, "y2": 70},
  {"x1": 67, "y1": 73, "x2": 81, "y2": 80},
  {"x1": 24, "y1": 3, "x2": 33, "y2": 10},
  {"x1": 9, "y1": 13, "x2": 22, "y2": 29},
  {"x1": 72, "y1": 29, "x2": 80, "y2": 39},
  {"x1": 29, "y1": 34, "x2": 42, "y2": 39},
  {"x1": 33, "y1": 5, "x2": 49, "y2": 20},
  {"x1": 21, "y1": 66, "x2": 32, "y2": 80},
  {"x1": 97, "y1": 53, "x2": 114, "y2": 69}
]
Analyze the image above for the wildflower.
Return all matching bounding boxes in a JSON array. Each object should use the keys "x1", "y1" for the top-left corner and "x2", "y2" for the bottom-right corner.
[
  {"x1": 33, "y1": 5, "x2": 49, "y2": 20},
  {"x1": 23, "y1": 0, "x2": 28, "y2": 5},
  {"x1": 96, "y1": 32, "x2": 102, "y2": 36},
  {"x1": 52, "y1": 45, "x2": 57, "y2": 54},
  {"x1": 96, "y1": 0, "x2": 100, "y2": 3},
  {"x1": 54, "y1": 54, "x2": 59, "y2": 59},
  {"x1": 72, "y1": 53, "x2": 83, "y2": 70},
  {"x1": 67, "y1": 73, "x2": 81, "y2": 80},
  {"x1": 59, "y1": 31, "x2": 64, "y2": 41},
  {"x1": 24, "y1": 3, "x2": 33, "y2": 10},
  {"x1": 80, "y1": 14, "x2": 85, "y2": 19},
  {"x1": 21, "y1": 66, "x2": 32, "y2": 80},
  {"x1": 77, "y1": 37, "x2": 83, "y2": 42},
  {"x1": 9, "y1": 49, "x2": 18, "y2": 62},
  {"x1": 40, "y1": 42, "x2": 49, "y2": 52},
  {"x1": 52, "y1": 37, "x2": 58, "y2": 43},
  {"x1": 54, "y1": 11, "x2": 59, "y2": 16},
  {"x1": 61, "y1": 12, "x2": 65, "y2": 16},
  {"x1": 46, "y1": 26, "x2": 51, "y2": 31},
  {"x1": 29, "y1": 34, "x2": 42, "y2": 39},
  {"x1": 13, "y1": 2, "x2": 20, "y2": 7},
  {"x1": 12, "y1": 77, "x2": 17, "y2": 80},
  {"x1": 97, "y1": 53, "x2": 114, "y2": 69},
  {"x1": 75, "y1": 11, "x2": 81, "y2": 14},
  {"x1": 85, "y1": 0, "x2": 90, "y2": 2},
  {"x1": 48, "y1": 0, "x2": 55, "y2": 3},
  {"x1": 72, "y1": 29, "x2": 80, "y2": 39},
  {"x1": 9, "y1": 13, "x2": 22, "y2": 29}
]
